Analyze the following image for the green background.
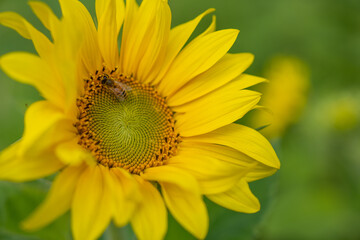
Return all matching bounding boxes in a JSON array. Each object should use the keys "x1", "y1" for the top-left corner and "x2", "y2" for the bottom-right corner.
[{"x1": 0, "y1": 0, "x2": 359, "y2": 239}]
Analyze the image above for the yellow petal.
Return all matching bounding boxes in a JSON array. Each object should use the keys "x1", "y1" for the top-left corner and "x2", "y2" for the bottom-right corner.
[
  {"x1": 22, "y1": 165, "x2": 85, "y2": 230},
  {"x1": 46, "y1": 18, "x2": 80, "y2": 110},
  {"x1": 72, "y1": 165, "x2": 112, "y2": 240},
  {"x1": 120, "y1": 0, "x2": 170, "y2": 79},
  {"x1": 96, "y1": 0, "x2": 122, "y2": 69},
  {"x1": 142, "y1": 165, "x2": 198, "y2": 193},
  {"x1": 115, "y1": 0, "x2": 126, "y2": 33},
  {"x1": 55, "y1": 138, "x2": 96, "y2": 166},
  {"x1": 150, "y1": 8, "x2": 215, "y2": 85},
  {"x1": 19, "y1": 101, "x2": 67, "y2": 155},
  {"x1": 0, "y1": 52, "x2": 65, "y2": 107},
  {"x1": 237, "y1": 74, "x2": 269, "y2": 88},
  {"x1": 119, "y1": 0, "x2": 138, "y2": 72},
  {"x1": 59, "y1": 0, "x2": 101, "y2": 72},
  {"x1": 168, "y1": 53, "x2": 255, "y2": 106},
  {"x1": 158, "y1": 29, "x2": 239, "y2": 96},
  {"x1": 181, "y1": 140, "x2": 278, "y2": 182},
  {"x1": 107, "y1": 168, "x2": 141, "y2": 226},
  {"x1": 51, "y1": 47, "x2": 78, "y2": 112},
  {"x1": 186, "y1": 124, "x2": 280, "y2": 169},
  {"x1": 197, "y1": 15, "x2": 216, "y2": 38},
  {"x1": 131, "y1": 176, "x2": 167, "y2": 240},
  {"x1": 146, "y1": 11, "x2": 214, "y2": 85},
  {"x1": 25, "y1": 22, "x2": 54, "y2": 61},
  {"x1": 174, "y1": 90, "x2": 261, "y2": 137},
  {"x1": 248, "y1": 105, "x2": 273, "y2": 130},
  {"x1": 207, "y1": 179, "x2": 260, "y2": 213},
  {"x1": 17, "y1": 20, "x2": 61, "y2": 104},
  {"x1": 0, "y1": 11, "x2": 54, "y2": 62},
  {"x1": 28, "y1": 1, "x2": 59, "y2": 31},
  {"x1": 167, "y1": 142, "x2": 247, "y2": 194},
  {"x1": 120, "y1": 0, "x2": 153, "y2": 74},
  {"x1": 111, "y1": 168, "x2": 141, "y2": 203},
  {"x1": 0, "y1": 12, "x2": 31, "y2": 39},
  {"x1": 96, "y1": 0, "x2": 125, "y2": 33},
  {"x1": 56, "y1": 0, "x2": 102, "y2": 105},
  {"x1": 142, "y1": 166, "x2": 208, "y2": 239},
  {"x1": 0, "y1": 101, "x2": 71, "y2": 162},
  {"x1": 0, "y1": 141, "x2": 64, "y2": 182},
  {"x1": 245, "y1": 166, "x2": 277, "y2": 182},
  {"x1": 162, "y1": 182, "x2": 208, "y2": 239},
  {"x1": 104, "y1": 170, "x2": 127, "y2": 226},
  {"x1": 136, "y1": 0, "x2": 171, "y2": 81}
]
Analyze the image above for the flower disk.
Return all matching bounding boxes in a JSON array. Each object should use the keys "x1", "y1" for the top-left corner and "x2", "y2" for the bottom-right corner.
[{"x1": 76, "y1": 69, "x2": 180, "y2": 174}]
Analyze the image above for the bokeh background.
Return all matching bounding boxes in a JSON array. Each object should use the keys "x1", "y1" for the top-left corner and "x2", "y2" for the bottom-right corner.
[{"x1": 0, "y1": 0, "x2": 359, "y2": 239}]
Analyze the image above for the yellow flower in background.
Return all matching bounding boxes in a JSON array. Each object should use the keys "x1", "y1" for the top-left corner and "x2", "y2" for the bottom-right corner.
[
  {"x1": 330, "y1": 94, "x2": 359, "y2": 132},
  {"x1": 0, "y1": 0, "x2": 279, "y2": 239},
  {"x1": 252, "y1": 56, "x2": 309, "y2": 139}
]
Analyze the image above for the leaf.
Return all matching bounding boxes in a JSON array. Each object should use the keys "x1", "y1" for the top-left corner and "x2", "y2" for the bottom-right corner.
[{"x1": 0, "y1": 180, "x2": 71, "y2": 240}]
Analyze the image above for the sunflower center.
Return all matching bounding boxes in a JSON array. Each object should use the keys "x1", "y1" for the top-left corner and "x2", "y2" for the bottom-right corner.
[{"x1": 75, "y1": 68, "x2": 180, "y2": 174}]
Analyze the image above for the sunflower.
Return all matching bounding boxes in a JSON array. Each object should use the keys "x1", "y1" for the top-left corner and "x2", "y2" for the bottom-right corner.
[{"x1": 0, "y1": 0, "x2": 280, "y2": 239}]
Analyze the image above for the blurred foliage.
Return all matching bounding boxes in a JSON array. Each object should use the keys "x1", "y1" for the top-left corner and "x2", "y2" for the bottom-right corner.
[{"x1": 0, "y1": 0, "x2": 359, "y2": 239}]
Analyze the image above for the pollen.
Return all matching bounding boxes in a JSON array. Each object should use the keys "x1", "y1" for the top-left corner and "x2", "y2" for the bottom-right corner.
[{"x1": 75, "y1": 67, "x2": 180, "y2": 174}]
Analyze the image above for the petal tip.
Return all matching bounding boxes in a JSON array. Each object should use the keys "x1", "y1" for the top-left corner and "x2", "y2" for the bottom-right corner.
[
  {"x1": 245, "y1": 52, "x2": 255, "y2": 62},
  {"x1": 21, "y1": 219, "x2": 36, "y2": 232}
]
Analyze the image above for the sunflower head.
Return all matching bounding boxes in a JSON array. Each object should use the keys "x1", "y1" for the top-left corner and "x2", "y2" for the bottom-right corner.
[
  {"x1": 0, "y1": 0, "x2": 279, "y2": 240},
  {"x1": 75, "y1": 67, "x2": 180, "y2": 174}
]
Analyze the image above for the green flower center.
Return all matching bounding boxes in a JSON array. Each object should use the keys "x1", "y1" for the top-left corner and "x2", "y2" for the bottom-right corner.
[{"x1": 75, "y1": 69, "x2": 180, "y2": 174}]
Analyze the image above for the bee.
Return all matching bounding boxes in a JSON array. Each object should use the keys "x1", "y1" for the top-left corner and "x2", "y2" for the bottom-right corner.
[
  {"x1": 101, "y1": 74, "x2": 128, "y2": 101},
  {"x1": 101, "y1": 74, "x2": 114, "y2": 87}
]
